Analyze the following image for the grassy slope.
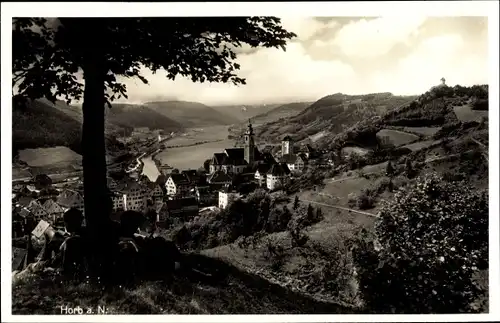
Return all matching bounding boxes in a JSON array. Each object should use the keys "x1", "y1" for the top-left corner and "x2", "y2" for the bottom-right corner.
[
  {"x1": 12, "y1": 254, "x2": 356, "y2": 314},
  {"x1": 106, "y1": 103, "x2": 184, "y2": 132},
  {"x1": 144, "y1": 101, "x2": 240, "y2": 128}
]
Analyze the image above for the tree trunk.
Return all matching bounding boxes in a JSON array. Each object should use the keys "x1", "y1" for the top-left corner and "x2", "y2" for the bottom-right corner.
[{"x1": 82, "y1": 53, "x2": 110, "y2": 278}]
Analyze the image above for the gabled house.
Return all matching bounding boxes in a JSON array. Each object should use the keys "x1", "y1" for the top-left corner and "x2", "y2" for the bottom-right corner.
[
  {"x1": 280, "y1": 153, "x2": 306, "y2": 172},
  {"x1": 266, "y1": 163, "x2": 291, "y2": 191},
  {"x1": 27, "y1": 200, "x2": 48, "y2": 219},
  {"x1": 165, "y1": 173, "x2": 192, "y2": 198},
  {"x1": 120, "y1": 181, "x2": 149, "y2": 212},
  {"x1": 57, "y1": 189, "x2": 85, "y2": 213},
  {"x1": 218, "y1": 184, "x2": 241, "y2": 210},
  {"x1": 254, "y1": 163, "x2": 272, "y2": 186},
  {"x1": 207, "y1": 171, "x2": 233, "y2": 192},
  {"x1": 42, "y1": 199, "x2": 65, "y2": 223}
]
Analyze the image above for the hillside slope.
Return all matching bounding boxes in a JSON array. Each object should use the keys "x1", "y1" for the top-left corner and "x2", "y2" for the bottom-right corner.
[
  {"x1": 211, "y1": 103, "x2": 281, "y2": 123},
  {"x1": 13, "y1": 99, "x2": 83, "y2": 154},
  {"x1": 232, "y1": 93, "x2": 416, "y2": 145},
  {"x1": 145, "y1": 101, "x2": 240, "y2": 128},
  {"x1": 106, "y1": 103, "x2": 184, "y2": 132},
  {"x1": 246, "y1": 102, "x2": 312, "y2": 125}
]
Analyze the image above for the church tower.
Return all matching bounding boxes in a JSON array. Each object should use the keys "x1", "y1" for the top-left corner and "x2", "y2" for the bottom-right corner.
[
  {"x1": 282, "y1": 135, "x2": 293, "y2": 157},
  {"x1": 244, "y1": 119, "x2": 255, "y2": 165}
]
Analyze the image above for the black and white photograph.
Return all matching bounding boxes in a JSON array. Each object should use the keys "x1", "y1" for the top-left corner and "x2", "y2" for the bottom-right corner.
[{"x1": 1, "y1": 1, "x2": 499, "y2": 321}]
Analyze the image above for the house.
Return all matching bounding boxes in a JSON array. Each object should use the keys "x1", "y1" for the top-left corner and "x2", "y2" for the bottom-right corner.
[
  {"x1": 26, "y1": 200, "x2": 49, "y2": 219},
  {"x1": 107, "y1": 177, "x2": 118, "y2": 191},
  {"x1": 209, "y1": 121, "x2": 275, "y2": 174},
  {"x1": 165, "y1": 173, "x2": 192, "y2": 198},
  {"x1": 120, "y1": 181, "x2": 149, "y2": 212},
  {"x1": 280, "y1": 153, "x2": 306, "y2": 172},
  {"x1": 42, "y1": 199, "x2": 65, "y2": 223},
  {"x1": 146, "y1": 182, "x2": 165, "y2": 210},
  {"x1": 281, "y1": 135, "x2": 293, "y2": 156},
  {"x1": 16, "y1": 196, "x2": 35, "y2": 208},
  {"x1": 266, "y1": 163, "x2": 291, "y2": 191},
  {"x1": 57, "y1": 189, "x2": 85, "y2": 212},
  {"x1": 207, "y1": 171, "x2": 233, "y2": 192},
  {"x1": 34, "y1": 174, "x2": 53, "y2": 190},
  {"x1": 218, "y1": 184, "x2": 241, "y2": 210},
  {"x1": 110, "y1": 192, "x2": 126, "y2": 212},
  {"x1": 157, "y1": 197, "x2": 199, "y2": 226},
  {"x1": 254, "y1": 163, "x2": 272, "y2": 186}
]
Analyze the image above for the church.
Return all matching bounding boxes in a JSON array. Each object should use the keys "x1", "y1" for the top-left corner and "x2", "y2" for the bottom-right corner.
[{"x1": 209, "y1": 121, "x2": 276, "y2": 175}]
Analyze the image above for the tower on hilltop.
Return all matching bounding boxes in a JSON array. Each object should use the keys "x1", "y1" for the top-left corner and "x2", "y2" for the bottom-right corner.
[
  {"x1": 441, "y1": 77, "x2": 446, "y2": 86},
  {"x1": 244, "y1": 119, "x2": 255, "y2": 164}
]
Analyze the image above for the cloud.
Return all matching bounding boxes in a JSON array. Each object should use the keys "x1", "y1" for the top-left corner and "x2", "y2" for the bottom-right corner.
[
  {"x1": 279, "y1": 17, "x2": 338, "y2": 40},
  {"x1": 120, "y1": 41, "x2": 357, "y2": 105},
  {"x1": 332, "y1": 16, "x2": 427, "y2": 57},
  {"x1": 370, "y1": 34, "x2": 488, "y2": 94}
]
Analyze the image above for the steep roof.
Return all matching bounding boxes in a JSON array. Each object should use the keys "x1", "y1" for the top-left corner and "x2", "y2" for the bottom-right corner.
[
  {"x1": 283, "y1": 135, "x2": 293, "y2": 141},
  {"x1": 224, "y1": 148, "x2": 244, "y2": 161},
  {"x1": 220, "y1": 184, "x2": 236, "y2": 193},
  {"x1": 212, "y1": 153, "x2": 228, "y2": 165},
  {"x1": 56, "y1": 189, "x2": 83, "y2": 207},
  {"x1": 280, "y1": 153, "x2": 298, "y2": 164},
  {"x1": 168, "y1": 173, "x2": 191, "y2": 186},
  {"x1": 17, "y1": 196, "x2": 35, "y2": 207},
  {"x1": 43, "y1": 199, "x2": 64, "y2": 214},
  {"x1": 255, "y1": 163, "x2": 272, "y2": 175},
  {"x1": 207, "y1": 171, "x2": 232, "y2": 184},
  {"x1": 269, "y1": 163, "x2": 291, "y2": 177}
]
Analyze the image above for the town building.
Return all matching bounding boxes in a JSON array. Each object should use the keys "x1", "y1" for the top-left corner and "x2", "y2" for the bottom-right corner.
[
  {"x1": 254, "y1": 163, "x2": 272, "y2": 187},
  {"x1": 195, "y1": 186, "x2": 217, "y2": 206},
  {"x1": 165, "y1": 173, "x2": 192, "y2": 198},
  {"x1": 207, "y1": 170, "x2": 233, "y2": 191},
  {"x1": 266, "y1": 163, "x2": 291, "y2": 190},
  {"x1": 42, "y1": 199, "x2": 65, "y2": 223},
  {"x1": 56, "y1": 189, "x2": 85, "y2": 213},
  {"x1": 157, "y1": 197, "x2": 199, "y2": 226},
  {"x1": 280, "y1": 153, "x2": 307, "y2": 172},
  {"x1": 208, "y1": 121, "x2": 276, "y2": 175},
  {"x1": 26, "y1": 200, "x2": 48, "y2": 219},
  {"x1": 218, "y1": 184, "x2": 241, "y2": 210},
  {"x1": 121, "y1": 181, "x2": 149, "y2": 212}
]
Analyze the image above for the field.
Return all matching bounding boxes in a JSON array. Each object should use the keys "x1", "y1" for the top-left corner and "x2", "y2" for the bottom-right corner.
[
  {"x1": 453, "y1": 105, "x2": 488, "y2": 122},
  {"x1": 341, "y1": 146, "x2": 371, "y2": 156},
  {"x1": 402, "y1": 126, "x2": 441, "y2": 136},
  {"x1": 18, "y1": 146, "x2": 81, "y2": 168},
  {"x1": 375, "y1": 129, "x2": 419, "y2": 147},
  {"x1": 402, "y1": 139, "x2": 441, "y2": 152}
]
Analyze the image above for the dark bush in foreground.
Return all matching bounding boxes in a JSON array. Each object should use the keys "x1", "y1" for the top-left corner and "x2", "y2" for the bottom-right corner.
[{"x1": 353, "y1": 173, "x2": 488, "y2": 314}]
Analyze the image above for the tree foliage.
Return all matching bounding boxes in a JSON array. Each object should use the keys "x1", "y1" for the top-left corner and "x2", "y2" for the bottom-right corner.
[
  {"x1": 13, "y1": 17, "x2": 296, "y2": 107},
  {"x1": 353, "y1": 173, "x2": 488, "y2": 313}
]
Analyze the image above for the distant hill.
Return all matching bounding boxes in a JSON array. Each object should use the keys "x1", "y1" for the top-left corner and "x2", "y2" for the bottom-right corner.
[
  {"x1": 246, "y1": 102, "x2": 312, "y2": 125},
  {"x1": 12, "y1": 98, "x2": 184, "y2": 156},
  {"x1": 13, "y1": 98, "x2": 126, "y2": 156},
  {"x1": 144, "y1": 101, "x2": 240, "y2": 128},
  {"x1": 106, "y1": 103, "x2": 184, "y2": 132},
  {"x1": 211, "y1": 104, "x2": 281, "y2": 123},
  {"x1": 231, "y1": 93, "x2": 417, "y2": 146}
]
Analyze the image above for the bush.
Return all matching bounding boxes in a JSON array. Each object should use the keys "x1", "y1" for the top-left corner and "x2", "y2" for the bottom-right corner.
[{"x1": 353, "y1": 173, "x2": 488, "y2": 313}]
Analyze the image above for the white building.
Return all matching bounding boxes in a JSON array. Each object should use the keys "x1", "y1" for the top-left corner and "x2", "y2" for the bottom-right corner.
[
  {"x1": 266, "y1": 163, "x2": 291, "y2": 191},
  {"x1": 281, "y1": 135, "x2": 293, "y2": 156},
  {"x1": 218, "y1": 185, "x2": 241, "y2": 210},
  {"x1": 280, "y1": 153, "x2": 306, "y2": 172},
  {"x1": 165, "y1": 173, "x2": 192, "y2": 198},
  {"x1": 122, "y1": 181, "x2": 148, "y2": 212}
]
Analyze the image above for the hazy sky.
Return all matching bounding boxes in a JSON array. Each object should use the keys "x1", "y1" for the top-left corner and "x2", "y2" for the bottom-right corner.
[{"x1": 43, "y1": 16, "x2": 488, "y2": 106}]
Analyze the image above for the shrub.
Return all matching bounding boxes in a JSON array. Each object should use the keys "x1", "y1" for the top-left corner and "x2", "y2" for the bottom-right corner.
[{"x1": 353, "y1": 173, "x2": 488, "y2": 313}]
